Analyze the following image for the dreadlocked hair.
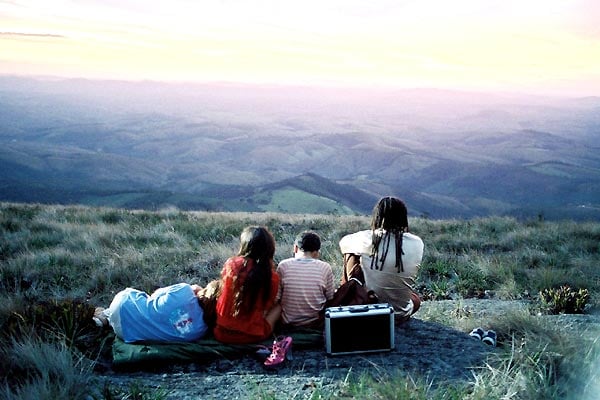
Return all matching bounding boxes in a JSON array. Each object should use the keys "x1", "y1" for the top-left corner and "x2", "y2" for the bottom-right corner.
[
  {"x1": 232, "y1": 226, "x2": 275, "y2": 316},
  {"x1": 369, "y1": 196, "x2": 409, "y2": 273}
]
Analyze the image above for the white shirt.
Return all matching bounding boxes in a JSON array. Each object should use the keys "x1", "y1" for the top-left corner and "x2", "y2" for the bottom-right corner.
[{"x1": 339, "y1": 229, "x2": 424, "y2": 314}]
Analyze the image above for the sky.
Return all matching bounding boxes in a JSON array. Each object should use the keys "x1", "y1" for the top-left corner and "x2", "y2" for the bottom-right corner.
[{"x1": 1, "y1": 0, "x2": 600, "y2": 96}]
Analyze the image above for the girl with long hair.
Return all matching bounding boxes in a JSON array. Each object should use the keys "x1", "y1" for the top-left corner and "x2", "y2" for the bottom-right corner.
[
  {"x1": 214, "y1": 226, "x2": 282, "y2": 344},
  {"x1": 339, "y1": 196, "x2": 424, "y2": 322}
]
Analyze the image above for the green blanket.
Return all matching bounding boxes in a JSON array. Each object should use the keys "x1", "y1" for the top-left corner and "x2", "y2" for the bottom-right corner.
[{"x1": 111, "y1": 328, "x2": 323, "y2": 369}]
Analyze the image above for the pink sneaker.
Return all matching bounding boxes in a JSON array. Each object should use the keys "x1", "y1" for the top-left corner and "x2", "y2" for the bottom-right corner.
[{"x1": 264, "y1": 336, "x2": 293, "y2": 368}]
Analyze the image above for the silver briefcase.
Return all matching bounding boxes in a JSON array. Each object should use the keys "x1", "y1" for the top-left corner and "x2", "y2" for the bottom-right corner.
[{"x1": 324, "y1": 303, "x2": 395, "y2": 355}]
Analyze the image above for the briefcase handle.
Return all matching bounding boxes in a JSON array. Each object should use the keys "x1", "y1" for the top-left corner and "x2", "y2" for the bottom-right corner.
[{"x1": 349, "y1": 305, "x2": 370, "y2": 313}]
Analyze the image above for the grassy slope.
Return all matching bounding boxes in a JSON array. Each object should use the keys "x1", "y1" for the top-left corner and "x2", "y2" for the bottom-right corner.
[
  {"x1": 1, "y1": 202, "x2": 600, "y2": 399},
  {"x1": 1, "y1": 200, "x2": 599, "y2": 308}
]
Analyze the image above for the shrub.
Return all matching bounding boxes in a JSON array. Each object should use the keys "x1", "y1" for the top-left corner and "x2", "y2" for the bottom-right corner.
[
  {"x1": 539, "y1": 286, "x2": 590, "y2": 314},
  {"x1": 0, "y1": 298, "x2": 101, "y2": 350}
]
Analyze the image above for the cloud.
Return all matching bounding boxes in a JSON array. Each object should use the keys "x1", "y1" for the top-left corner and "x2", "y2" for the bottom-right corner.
[
  {"x1": 571, "y1": 0, "x2": 600, "y2": 39},
  {"x1": 0, "y1": 31, "x2": 66, "y2": 39}
]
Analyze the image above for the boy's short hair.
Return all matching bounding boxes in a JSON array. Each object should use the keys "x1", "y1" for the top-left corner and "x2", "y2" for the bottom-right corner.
[{"x1": 295, "y1": 231, "x2": 321, "y2": 252}]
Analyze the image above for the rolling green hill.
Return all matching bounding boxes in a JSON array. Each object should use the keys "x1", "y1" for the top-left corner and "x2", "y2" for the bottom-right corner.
[{"x1": 1, "y1": 75, "x2": 599, "y2": 220}]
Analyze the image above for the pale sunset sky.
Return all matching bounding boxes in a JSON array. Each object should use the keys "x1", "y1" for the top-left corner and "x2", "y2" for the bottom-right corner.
[{"x1": 1, "y1": 0, "x2": 599, "y2": 96}]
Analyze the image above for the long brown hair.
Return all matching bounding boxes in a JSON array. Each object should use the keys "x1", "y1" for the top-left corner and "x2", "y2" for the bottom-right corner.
[
  {"x1": 233, "y1": 226, "x2": 275, "y2": 315},
  {"x1": 369, "y1": 196, "x2": 409, "y2": 272}
]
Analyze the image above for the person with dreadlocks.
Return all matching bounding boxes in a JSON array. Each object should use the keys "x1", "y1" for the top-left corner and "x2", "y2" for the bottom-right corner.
[
  {"x1": 214, "y1": 226, "x2": 282, "y2": 344},
  {"x1": 339, "y1": 196, "x2": 424, "y2": 322}
]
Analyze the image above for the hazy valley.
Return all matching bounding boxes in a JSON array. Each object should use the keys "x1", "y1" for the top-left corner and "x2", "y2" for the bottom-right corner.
[{"x1": 1, "y1": 75, "x2": 599, "y2": 220}]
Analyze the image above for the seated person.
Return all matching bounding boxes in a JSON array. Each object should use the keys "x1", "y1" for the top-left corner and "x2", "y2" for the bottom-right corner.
[
  {"x1": 339, "y1": 196, "x2": 424, "y2": 322},
  {"x1": 213, "y1": 226, "x2": 281, "y2": 344},
  {"x1": 94, "y1": 282, "x2": 209, "y2": 343},
  {"x1": 276, "y1": 231, "x2": 335, "y2": 328}
]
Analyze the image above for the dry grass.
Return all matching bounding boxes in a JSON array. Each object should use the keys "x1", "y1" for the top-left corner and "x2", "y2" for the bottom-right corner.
[{"x1": 1, "y1": 202, "x2": 599, "y2": 399}]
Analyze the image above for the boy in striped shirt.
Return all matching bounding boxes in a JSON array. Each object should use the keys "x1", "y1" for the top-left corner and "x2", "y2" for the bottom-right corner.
[{"x1": 276, "y1": 231, "x2": 335, "y2": 328}]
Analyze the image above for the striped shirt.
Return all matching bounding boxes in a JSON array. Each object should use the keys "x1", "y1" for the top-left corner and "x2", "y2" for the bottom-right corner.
[{"x1": 276, "y1": 255, "x2": 335, "y2": 326}]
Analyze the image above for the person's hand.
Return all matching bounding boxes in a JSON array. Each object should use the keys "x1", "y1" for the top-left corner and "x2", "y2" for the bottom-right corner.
[{"x1": 191, "y1": 284, "x2": 202, "y2": 295}]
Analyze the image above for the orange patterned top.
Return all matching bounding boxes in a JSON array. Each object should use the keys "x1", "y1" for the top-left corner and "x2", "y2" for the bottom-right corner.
[{"x1": 214, "y1": 256, "x2": 279, "y2": 344}]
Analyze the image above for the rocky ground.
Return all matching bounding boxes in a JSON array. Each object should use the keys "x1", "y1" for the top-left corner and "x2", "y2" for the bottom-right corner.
[{"x1": 97, "y1": 300, "x2": 600, "y2": 399}]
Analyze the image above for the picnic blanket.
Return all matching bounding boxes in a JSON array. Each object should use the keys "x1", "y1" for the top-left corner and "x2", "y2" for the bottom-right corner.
[{"x1": 111, "y1": 328, "x2": 324, "y2": 369}]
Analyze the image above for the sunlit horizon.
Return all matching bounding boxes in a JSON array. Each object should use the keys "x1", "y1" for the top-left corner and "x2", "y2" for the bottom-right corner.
[{"x1": 1, "y1": 0, "x2": 599, "y2": 97}]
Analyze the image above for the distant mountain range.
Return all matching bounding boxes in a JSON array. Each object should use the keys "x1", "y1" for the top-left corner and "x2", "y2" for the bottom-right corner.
[{"x1": 1, "y1": 75, "x2": 599, "y2": 220}]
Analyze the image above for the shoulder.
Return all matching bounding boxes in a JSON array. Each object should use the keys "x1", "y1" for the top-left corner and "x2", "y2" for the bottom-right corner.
[
  {"x1": 340, "y1": 230, "x2": 373, "y2": 246},
  {"x1": 221, "y1": 256, "x2": 246, "y2": 277},
  {"x1": 224, "y1": 256, "x2": 244, "y2": 267},
  {"x1": 276, "y1": 257, "x2": 294, "y2": 272},
  {"x1": 339, "y1": 230, "x2": 372, "y2": 253},
  {"x1": 403, "y1": 232, "x2": 424, "y2": 251},
  {"x1": 341, "y1": 229, "x2": 372, "y2": 240},
  {"x1": 166, "y1": 282, "x2": 193, "y2": 294},
  {"x1": 151, "y1": 282, "x2": 191, "y2": 296},
  {"x1": 314, "y1": 258, "x2": 333, "y2": 270},
  {"x1": 170, "y1": 282, "x2": 192, "y2": 290},
  {"x1": 277, "y1": 257, "x2": 295, "y2": 266},
  {"x1": 318, "y1": 260, "x2": 334, "y2": 278},
  {"x1": 403, "y1": 232, "x2": 423, "y2": 244}
]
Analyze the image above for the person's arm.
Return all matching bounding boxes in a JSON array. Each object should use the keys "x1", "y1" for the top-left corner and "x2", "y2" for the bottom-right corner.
[
  {"x1": 324, "y1": 264, "x2": 335, "y2": 300},
  {"x1": 339, "y1": 230, "x2": 372, "y2": 284},
  {"x1": 342, "y1": 253, "x2": 364, "y2": 284},
  {"x1": 266, "y1": 272, "x2": 280, "y2": 310},
  {"x1": 275, "y1": 264, "x2": 283, "y2": 303},
  {"x1": 215, "y1": 258, "x2": 235, "y2": 314}
]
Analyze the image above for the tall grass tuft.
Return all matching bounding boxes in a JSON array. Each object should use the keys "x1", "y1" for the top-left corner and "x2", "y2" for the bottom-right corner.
[
  {"x1": 339, "y1": 369, "x2": 467, "y2": 400},
  {"x1": 0, "y1": 337, "x2": 99, "y2": 400}
]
